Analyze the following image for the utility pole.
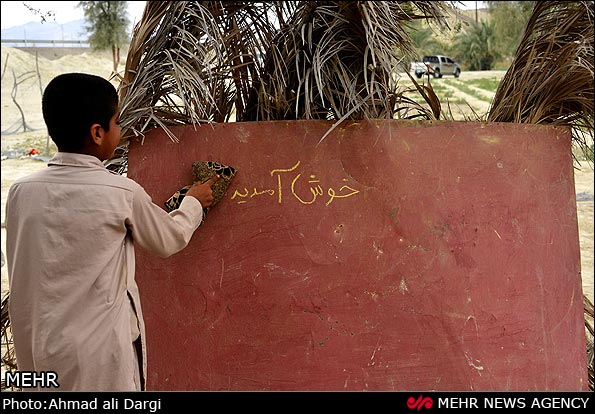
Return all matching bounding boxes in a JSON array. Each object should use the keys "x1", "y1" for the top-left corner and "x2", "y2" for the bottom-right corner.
[{"x1": 475, "y1": 1, "x2": 478, "y2": 23}]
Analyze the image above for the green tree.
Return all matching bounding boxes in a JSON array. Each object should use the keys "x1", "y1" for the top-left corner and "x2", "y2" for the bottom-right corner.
[
  {"x1": 487, "y1": 1, "x2": 534, "y2": 58},
  {"x1": 457, "y1": 20, "x2": 498, "y2": 71},
  {"x1": 78, "y1": 1, "x2": 130, "y2": 76},
  {"x1": 406, "y1": 20, "x2": 443, "y2": 58}
]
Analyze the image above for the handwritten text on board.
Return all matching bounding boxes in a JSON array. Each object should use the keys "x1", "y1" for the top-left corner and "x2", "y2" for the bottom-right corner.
[{"x1": 231, "y1": 161, "x2": 360, "y2": 206}]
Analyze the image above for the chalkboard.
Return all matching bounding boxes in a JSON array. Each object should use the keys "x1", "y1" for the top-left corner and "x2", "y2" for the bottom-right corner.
[{"x1": 128, "y1": 119, "x2": 586, "y2": 391}]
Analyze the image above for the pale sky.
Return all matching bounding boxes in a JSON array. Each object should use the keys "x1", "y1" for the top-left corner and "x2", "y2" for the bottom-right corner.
[
  {"x1": 0, "y1": 1, "x2": 147, "y2": 30},
  {"x1": 2, "y1": 1, "x2": 484, "y2": 31}
]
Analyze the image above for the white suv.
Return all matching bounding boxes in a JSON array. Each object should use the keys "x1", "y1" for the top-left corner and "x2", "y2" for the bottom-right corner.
[{"x1": 411, "y1": 55, "x2": 461, "y2": 78}]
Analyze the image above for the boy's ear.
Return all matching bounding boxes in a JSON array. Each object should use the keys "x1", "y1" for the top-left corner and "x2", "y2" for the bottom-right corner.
[{"x1": 90, "y1": 124, "x2": 103, "y2": 145}]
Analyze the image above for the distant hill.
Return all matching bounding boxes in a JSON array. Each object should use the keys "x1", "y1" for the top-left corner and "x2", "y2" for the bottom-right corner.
[
  {"x1": 457, "y1": 8, "x2": 491, "y2": 23},
  {"x1": 1, "y1": 20, "x2": 88, "y2": 45}
]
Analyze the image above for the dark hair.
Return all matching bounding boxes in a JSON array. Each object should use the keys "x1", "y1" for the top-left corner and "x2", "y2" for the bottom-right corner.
[{"x1": 42, "y1": 73, "x2": 119, "y2": 152}]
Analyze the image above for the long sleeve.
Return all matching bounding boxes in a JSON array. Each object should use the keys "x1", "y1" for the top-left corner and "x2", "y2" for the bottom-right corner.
[
  {"x1": 5, "y1": 152, "x2": 207, "y2": 391},
  {"x1": 127, "y1": 183, "x2": 204, "y2": 258}
]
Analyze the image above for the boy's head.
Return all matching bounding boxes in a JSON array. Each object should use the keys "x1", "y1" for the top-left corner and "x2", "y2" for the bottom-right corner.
[{"x1": 42, "y1": 73, "x2": 120, "y2": 157}]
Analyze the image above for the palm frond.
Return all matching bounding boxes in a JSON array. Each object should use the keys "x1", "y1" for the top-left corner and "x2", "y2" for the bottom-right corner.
[
  {"x1": 488, "y1": 1, "x2": 594, "y2": 160},
  {"x1": 104, "y1": 1, "x2": 452, "y2": 173},
  {"x1": 118, "y1": 1, "x2": 222, "y2": 143},
  {"x1": 116, "y1": 1, "x2": 452, "y2": 141},
  {"x1": 585, "y1": 294, "x2": 594, "y2": 391},
  {"x1": 251, "y1": 1, "x2": 451, "y2": 123},
  {"x1": 117, "y1": 1, "x2": 297, "y2": 143}
]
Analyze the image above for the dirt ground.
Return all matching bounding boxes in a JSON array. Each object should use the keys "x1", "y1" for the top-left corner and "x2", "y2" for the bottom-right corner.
[
  {"x1": 574, "y1": 162, "x2": 595, "y2": 302},
  {"x1": 1, "y1": 45, "x2": 593, "y2": 304}
]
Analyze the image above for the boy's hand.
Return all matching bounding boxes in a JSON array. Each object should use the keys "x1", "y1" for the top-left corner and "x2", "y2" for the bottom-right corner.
[{"x1": 186, "y1": 175, "x2": 220, "y2": 208}]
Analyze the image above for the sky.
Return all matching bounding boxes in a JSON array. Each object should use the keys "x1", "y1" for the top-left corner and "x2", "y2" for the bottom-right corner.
[
  {"x1": 1, "y1": 1, "x2": 147, "y2": 30},
  {"x1": 1, "y1": 1, "x2": 485, "y2": 31}
]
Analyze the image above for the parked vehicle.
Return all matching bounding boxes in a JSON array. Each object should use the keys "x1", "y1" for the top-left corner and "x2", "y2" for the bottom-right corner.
[{"x1": 410, "y1": 55, "x2": 461, "y2": 78}]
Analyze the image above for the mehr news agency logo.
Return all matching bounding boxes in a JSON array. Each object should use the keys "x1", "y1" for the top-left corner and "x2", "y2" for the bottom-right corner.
[{"x1": 406, "y1": 394, "x2": 590, "y2": 411}]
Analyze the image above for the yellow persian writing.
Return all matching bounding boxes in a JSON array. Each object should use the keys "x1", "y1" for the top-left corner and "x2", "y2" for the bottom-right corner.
[{"x1": 230, "y1": 160, "x2": 360, "y2": 206}]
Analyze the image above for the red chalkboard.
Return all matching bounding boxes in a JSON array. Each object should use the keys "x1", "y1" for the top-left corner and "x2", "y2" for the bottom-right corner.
[{"x1": 128, "y1": 120, "x2": 587, "y2": 390}]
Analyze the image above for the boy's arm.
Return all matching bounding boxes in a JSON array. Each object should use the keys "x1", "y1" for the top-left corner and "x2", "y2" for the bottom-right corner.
[{"x1": 126, "y1": 177, "x2": 218, "y2": 257}]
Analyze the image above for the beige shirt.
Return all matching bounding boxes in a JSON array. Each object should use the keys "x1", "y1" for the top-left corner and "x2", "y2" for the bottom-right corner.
[{"x1": 6, "y1": 152, "x2": 203, "y2": 391}]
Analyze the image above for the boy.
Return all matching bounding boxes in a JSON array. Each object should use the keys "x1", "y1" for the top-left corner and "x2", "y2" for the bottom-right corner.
[{"x1": 5, "y1": 73, "x2": 218, "y2": 391}]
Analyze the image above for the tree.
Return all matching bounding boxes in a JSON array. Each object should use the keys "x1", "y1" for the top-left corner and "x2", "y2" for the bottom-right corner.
[
  {"x1": 406, "y1": 20, "x2": 444, "y2": 59},
  {"x1": 457, "y1": 20, "x2": 498, "y2": 70},
  {"x1": 486, "y1": 1, "x2": 534, "y2": 58},
  {"x1": 78, "y1": 1, "x2": 130, "y2": 76}
]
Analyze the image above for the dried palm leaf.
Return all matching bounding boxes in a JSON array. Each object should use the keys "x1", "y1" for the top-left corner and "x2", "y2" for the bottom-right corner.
[
  {"x1": 488, "y1": 1, "x2": 594, "y2": 161},
  {"x1": 109, "y1": 1, "x2": 295, "y2": 173},
  {"x1": 118, "y1": 1, "x2": 296, "y2": 141},
  {"x1": 105, "y1": 1, "x2": 452, "y2": 173},
  {"x1": 1, "y1": 292, "x2": 20, "y2": 391},
  {"x1": 250, "y1": 1, "x2": 451, "y2": 124},
  {"x1": 117, "y1": 1, "x2": 223, "y2": 144},
  {"x1": 585, "y1": 294, "x2": 594, "y2": 391},
  {"x1": 117, "y1": 1, "x2": 452, "y2": 138}
]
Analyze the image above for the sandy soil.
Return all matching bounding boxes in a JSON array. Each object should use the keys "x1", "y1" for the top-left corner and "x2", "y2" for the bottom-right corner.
[
  {"x1": 574, "y1": 162, "x2": 595, "y2": 301},
  {"x1": 1, "y1": 47, "x2": 593, "y2": 305}
]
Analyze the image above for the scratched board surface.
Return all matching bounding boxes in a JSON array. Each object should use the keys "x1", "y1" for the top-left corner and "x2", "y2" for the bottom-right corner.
[{"x1": 128, "y1": 120, "x2": 587, "y2": 391}]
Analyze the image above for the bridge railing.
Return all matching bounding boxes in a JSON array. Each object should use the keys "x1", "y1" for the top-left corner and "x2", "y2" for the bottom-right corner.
[{"x1": 1, "y1": 39, "x2": 90, "y2": 48}]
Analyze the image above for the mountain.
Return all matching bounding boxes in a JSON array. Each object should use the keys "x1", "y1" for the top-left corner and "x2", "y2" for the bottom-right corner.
[{"x1": 1, "y1": 19, "x2": 88, "y2": 44}]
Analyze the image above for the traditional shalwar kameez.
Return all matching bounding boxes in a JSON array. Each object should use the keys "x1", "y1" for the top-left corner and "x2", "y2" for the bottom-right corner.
[{"x1": 6, "y1": 152, "x2": 203, "y2": 391}]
